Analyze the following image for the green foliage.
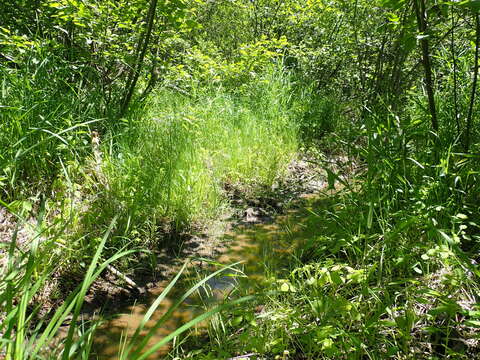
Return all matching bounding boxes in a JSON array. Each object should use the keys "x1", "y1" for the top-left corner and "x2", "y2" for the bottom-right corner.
[
  {"x1": 295, "y1": 91, "x2": 342, "y2": 144},
  {"x1": 2, "y1": 0, "x2": 480, "y2": 358},
  {"x1": 0, "y1": 210, "x2": 249, "y2": 360},
  {"x1": 197, "y1": 144, "x2": 480, "y2": 358},
  {"x1": 164, "y1": 36, "x2": 289, "y2": 91},
  {"x1": 0, "y1": 52, "x2": 104, "y2": 199},
  {"x1": 96, "y1": 69, "x2": 297, "y2": 237},
  {"x1": 0, "y1": 215, "x2": 134, "y2": 360}
]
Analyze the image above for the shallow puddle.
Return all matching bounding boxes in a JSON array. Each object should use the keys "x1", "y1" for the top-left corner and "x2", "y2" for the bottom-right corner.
[{"x1": 90, "y1": 193, "x2": 329, "y2": 359}]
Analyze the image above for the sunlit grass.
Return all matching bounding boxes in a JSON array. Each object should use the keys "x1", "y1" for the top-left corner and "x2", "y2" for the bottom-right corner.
[
  {"x1": 0, "y1": 67, "x2": 298, "y2": 359},
  {"x1": 98, "y1": 69, "x2": 298, "y2": 236}
]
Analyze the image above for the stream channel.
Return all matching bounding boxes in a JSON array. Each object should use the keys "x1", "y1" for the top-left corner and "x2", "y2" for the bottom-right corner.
[{"x1": 90, "y1": 189, "x2": 328, "y2": 359}]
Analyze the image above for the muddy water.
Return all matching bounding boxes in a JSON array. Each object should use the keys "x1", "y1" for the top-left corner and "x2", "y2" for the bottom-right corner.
[{"x1": 91, "y1": 193, "x2": 326, "y2": 359}]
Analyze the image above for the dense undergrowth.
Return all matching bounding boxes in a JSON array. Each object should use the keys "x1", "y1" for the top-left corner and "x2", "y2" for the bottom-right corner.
[
  {"x1": 0, "y1": 65, "x2": 301, "y2": 358},
  {"x1": 99, "y1": 72, "x2": 297, "y2": 235},
  {"x1": 186, "y1": 131, "x2": 480, "y2": 359},
  {"x1": 2, "y1": 0, "x2": 480, "y2": 359}
]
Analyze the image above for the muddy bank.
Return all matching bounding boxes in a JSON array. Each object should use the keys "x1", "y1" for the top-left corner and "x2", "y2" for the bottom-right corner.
[
  {"x1": 77, "y1": 156, "x2": 331, "y2": 313},
  {"x1": 84, "y1": 153, "x2": 361, "y2": 359},
  {"x1": 0, "y1": 153, "x2": 357, "y2": 359},
  {"x1": 89, "y1": 177, "x2": 335, "y2": 359}
]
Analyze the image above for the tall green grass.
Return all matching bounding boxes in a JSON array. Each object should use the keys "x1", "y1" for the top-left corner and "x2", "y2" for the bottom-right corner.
[
  {"x1": 0, "y1": 51, "x2": 108, "y2": 200},
  {"x1": 93, "y1": 69, "x2": 298, "y2": 238},
  {"x1": 0, "y1": 208, "x2": 252, "y2": 360},
  {"x1": 0, "y1": 67, "x2": 299, "y2": 359},
  {"x1": 183, "y1": 88, "x2": 480, "y2": 358},
  {"x1": 0, "y1": 213, "x2": 134, "y2": 360}
]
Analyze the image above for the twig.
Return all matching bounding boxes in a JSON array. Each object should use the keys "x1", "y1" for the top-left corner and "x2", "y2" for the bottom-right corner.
[
  {"x1": 227, "y1": 354, "x2": 259, "y2": 360},
  {"x1": 107, "y1": 264, "x2": 145, "y2": 294}
]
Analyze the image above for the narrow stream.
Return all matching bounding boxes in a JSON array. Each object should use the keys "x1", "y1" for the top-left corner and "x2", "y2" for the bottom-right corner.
[{"x1": 91, "y1": 192, "x2": 326, "y2": 359}]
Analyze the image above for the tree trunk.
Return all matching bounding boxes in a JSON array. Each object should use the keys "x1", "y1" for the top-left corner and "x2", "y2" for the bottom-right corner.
[
  {"x1": 465, "y1": 14, "x2": 480, "y2": 153},
  {"x1": 413, "y1": 0, "x2": 439, "y2": 134},
  {"x1": 120, "y1": 0, "x2": 158, "y2": 117}
]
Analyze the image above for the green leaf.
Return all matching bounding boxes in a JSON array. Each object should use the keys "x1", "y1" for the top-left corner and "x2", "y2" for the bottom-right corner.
[
  {"x1": 330, "y1": 271, "x2": 344, "y2": 285},
  {"x1": 465, "y1": 320, "x2": 480, "y2": 327},
  {"x1": 326, "y1": 168, "x2": 336, "y2": 190},
  {"x1": 367, "y1": 201, "x2": 373, "y2": 229},
  {"x1": 231, "y1": 316, "x2": 243, "y2": 326},
  {"x1": 428, "y1": 302, "x2": 461, "y2": 317},
  {"x1": 280, "y1": 282, "x2": 290, "y2": 292},
  {"x1": 458, "y1": 0, "x2": 480, "y2": 12}
]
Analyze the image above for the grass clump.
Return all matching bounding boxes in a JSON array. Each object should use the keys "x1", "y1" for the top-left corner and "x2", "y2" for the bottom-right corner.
[
  {"x1": 0, "y1": 53, "x2": 107, "y2": 200},
  {"x1": 188, "y1": 171, "x2": 480, "y2": 359},
  {"x1": 95, "y1": 69, "x2": 298, "y2": 237}
]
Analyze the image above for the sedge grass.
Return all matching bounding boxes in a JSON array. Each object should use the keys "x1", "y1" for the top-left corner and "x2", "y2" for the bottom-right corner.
[
  {"x1": 96, "y1": 68, "x2": 298, "y2": 239},
  {"x1": 0, "y1": 205, "x2": 252, "y2": 359}
]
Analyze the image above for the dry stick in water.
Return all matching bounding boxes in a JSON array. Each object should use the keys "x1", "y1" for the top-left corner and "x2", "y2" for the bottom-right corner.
[{"x1": 107, "y1": 264, "x2": 145, "y2": 294}]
